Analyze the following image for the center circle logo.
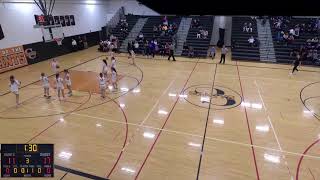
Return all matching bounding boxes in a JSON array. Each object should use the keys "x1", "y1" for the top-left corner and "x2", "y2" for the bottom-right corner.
[{"x1": 182, "y1": 84, "x2": 242, "y2": 110}]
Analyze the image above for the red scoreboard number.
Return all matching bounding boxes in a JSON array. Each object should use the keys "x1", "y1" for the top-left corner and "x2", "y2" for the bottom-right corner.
[{"x1": 1, "y1": 144, "x2": 54, "y2": 177}]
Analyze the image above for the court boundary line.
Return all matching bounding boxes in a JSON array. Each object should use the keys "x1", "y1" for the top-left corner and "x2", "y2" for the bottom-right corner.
[
  {"x1": 255, "y1": 80, "x2": 294, "y2": 179},
  {"x1": 295, "y1": 138, "x2": 320, "y2": 180},
  {"x1": 134, "y1": 59, "x2": 200, "y2": 179},
  {"x1": 55, "y1": 165, "x2": 109, "y2": 180},
  {"x1": 235, "y1": 61, "x2": 260, "y2": 180},
  {"x1": 105, "y1": 95, "x2": 129, "y2": 178},
  {"x1": 113, "y1": 53, "x2": 320, "y2": 73},
  {"x1": 196, "y1": 63, "x2": 217, "y2": 180}
]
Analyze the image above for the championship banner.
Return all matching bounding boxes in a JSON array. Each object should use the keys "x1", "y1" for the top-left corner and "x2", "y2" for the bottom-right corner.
[{"x1": 0, "y1": 46, "x2": 28, "y2": 73}]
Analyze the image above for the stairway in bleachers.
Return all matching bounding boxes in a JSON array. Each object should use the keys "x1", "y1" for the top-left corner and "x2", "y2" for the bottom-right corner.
[
  {"x1": 109, "y1": 15, "x2": 140, "y2": 47},
  {"x1": 231, "y1": 17, "x2": 260, "y2": 61},
  {"x1": 120, "y1": 17, "x2": 148, "y2": 52},
  {"x1": 182, "y1": 16, "x2": 214, "y2": 57},
  {"x1": 270, "y1": 17, "x2": 319, "y2": 65},
  {"x1": 256, "y1": 19, "x2": 276, "y2": 62}
]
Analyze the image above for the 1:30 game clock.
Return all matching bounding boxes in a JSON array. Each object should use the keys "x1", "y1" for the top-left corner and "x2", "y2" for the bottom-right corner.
[{"x1": 1, "y1": 144, "x2": 54, "y2": 177}]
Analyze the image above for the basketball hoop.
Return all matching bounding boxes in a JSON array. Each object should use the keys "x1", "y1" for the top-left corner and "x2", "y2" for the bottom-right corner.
[{"x1": 54, "y1": 38, "x2": 63, "y2": 46}]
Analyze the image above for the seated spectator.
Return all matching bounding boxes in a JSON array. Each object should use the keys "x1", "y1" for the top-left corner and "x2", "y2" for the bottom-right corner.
[
  {"x1": 294, "y1": 25, "x2": 300, "y2": 37},
  {"x1": 153, "y1": 25, "x2": 158, "y2": 34},
  {"x1": 138, "y1": 33, "x2": 144, "y2": 40},
  {"x1": 188, "y1": 46, "x2": 194, "y2": 58},
  {"x1": 203, "y1": 30, "x2": 208, "y2": 39},
  {"x1": 246, "y1": 23, "x2": 253, "y2": 32},
  {"x1": 289, "y1": 28, "x2": 295, "y2": 35},
  {"x1": 248, "y1": 36, "x2": 255, "y2": 47},
  {"x1": 243, "y1": 23, "x2": 247, "y2": 32},
  {"x1": 197, "y1": 30, "x2": 201, "y2": 39},
  {"x1": 283, "y1": 33, "x2": 289, "y2": 44},
  {"x1": 288, "y1": 35, "x2": 295, "y2": 45}
]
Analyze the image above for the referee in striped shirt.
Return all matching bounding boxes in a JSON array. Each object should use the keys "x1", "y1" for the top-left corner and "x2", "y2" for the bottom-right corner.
[{"x1": 219, "y1": 45, "x2": 228, "y2": 64}]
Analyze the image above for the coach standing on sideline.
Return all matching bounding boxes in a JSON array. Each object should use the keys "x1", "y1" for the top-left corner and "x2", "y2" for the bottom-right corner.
[
  {"x1": 168, "y1": 43, "x2": 176, "y2": 61},
  {"x1": 219, "y1": 45, "x2": 228, "y2": 64}
]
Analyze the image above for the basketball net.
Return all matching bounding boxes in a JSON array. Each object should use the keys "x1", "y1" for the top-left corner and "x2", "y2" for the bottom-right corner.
[{"x1": 54, "y1": 38, "x2": 63, "y2": 46}]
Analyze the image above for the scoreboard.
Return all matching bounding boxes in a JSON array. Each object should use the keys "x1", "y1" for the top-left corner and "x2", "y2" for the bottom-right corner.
[{"x1": 1, "y1": 144, "x2": 54, "y2": 178}]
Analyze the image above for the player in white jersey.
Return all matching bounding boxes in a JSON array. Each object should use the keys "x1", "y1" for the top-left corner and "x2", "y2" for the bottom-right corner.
[
  {"x1": 102, "y1": 59, "x2": 108, "y2": 78},
  {"x1": 40, "y1": 73, "x2": 51, "y2": 98},
  {"x1": 55, "y1": 73, "x2": 65, "y2": 100},
  {"x1": 129, "y1": 49, "x2": 136, "y2": 65},
  {"x1": 50, "y1": 58, "x2": 60, "y2": 73},
  {"x1": 9, "y1": 75, "x2": 21, "y2": 107},
  {"x1": 64, "y1": 69, "x2": 72, "y2": 96},
  {"x1": 111, "y1": 56, "x2": 116, "y2": 69},
  {"x1": 111, "y1": 67, "x2": 118, "y2": 90},
  {"x1": 99, "y1": 73, "x2": 106, "y2": 98}
]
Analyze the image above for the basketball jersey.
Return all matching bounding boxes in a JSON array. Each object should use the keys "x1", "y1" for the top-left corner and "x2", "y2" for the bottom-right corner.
[
  {"x1": 64, "y1": 73, "x2": 71, "y2": 86},
  {"x1": 9, "y1": 80, "x2": 20, "y2": 93},
  {"x1": 40, "y1": 76, "x2": 49, "y2": 87},
  {"x1": 99, "y1": 77, "x2": 106, "y2": 88},
  {"x1": 56, "y1": 77, "x2": 64, "y2": 89},
  {"x1": 111, "y1": 59, "x2": 116, "y2": 69},
  {"x1": 102, "y1": 63, "x2": 108, "y2": 73},
  {"x1": 111, "y1": 71, "x2": 117, "y2": 82}
]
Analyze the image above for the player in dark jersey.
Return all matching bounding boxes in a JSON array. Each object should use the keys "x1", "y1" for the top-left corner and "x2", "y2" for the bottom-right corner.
[{"x1": 291, "y1": 54, "x2": 301, "y2": 75}]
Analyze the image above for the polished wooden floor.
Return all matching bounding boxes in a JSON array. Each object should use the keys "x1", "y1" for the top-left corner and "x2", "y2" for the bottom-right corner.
[{"x1": 0, "y1": 46, "x2": 319, "y2": 180}]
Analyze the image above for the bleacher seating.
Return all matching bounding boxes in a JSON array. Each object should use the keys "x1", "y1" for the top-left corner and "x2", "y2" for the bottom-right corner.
[
  {"x1": 109, "y1": 15, "x2": 140, "y2": 47},
  {"x1": 231, "y1": 17, "x2": 260, "y2": 61},
  {"x1": 182, "y1": 16, "x2": 214, "y2": 57},
  {"x1": 135, "y1": 16, "x2": 181, "y2": 54},
  {"x1": 270, "y1": 17, "x2": 319, "y2": 65}
]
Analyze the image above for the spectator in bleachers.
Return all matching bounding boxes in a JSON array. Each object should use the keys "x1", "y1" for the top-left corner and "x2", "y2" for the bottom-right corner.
[
  {"x1": 137, "y1": 33, "x2": 144, "y2": 42},
  {"x1": 289, "y1": 28, "x2": 295, "y2": 36},
  {"x1": 243, "y1": 23, "x2": 247, "y2": 32},
  {"x1": 188, "y1": 46, "x2": 194, "y2": 58},
  {"x1": 153, "y1": 25, "x2": 158, "y2": 35},
  {"x1": 246, "y1": 23, "x2": 253, "y2": 32},
  {"x1": 294, "y1": 25, "x2": 300, "y2": 37},
  {"x1": 202, "y1": 30, "x2": 208, "y2": 39},
  {"x1": 283, "y1": 33, "x2": 289, "y2": 45},
  {"x1": 134, "y1": 41, "x2": 139, "y2": 53},
  {"x1": 196, "y1": 30, "x2": 201, "y2": 39},
  {"x1": 248, "y1": 36, "x2": 255, "y2": 47},
  {"x1": 163, "y1": 16, "x2": 168, "y2": 26},
  {"x1": 288, "y1": 34, "x2": 295, "y2": 45}
]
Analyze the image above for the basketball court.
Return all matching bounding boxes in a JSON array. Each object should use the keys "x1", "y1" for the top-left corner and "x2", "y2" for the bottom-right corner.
[{"x1": 0, "y1": 45, "x2": 319, "y2": 179}]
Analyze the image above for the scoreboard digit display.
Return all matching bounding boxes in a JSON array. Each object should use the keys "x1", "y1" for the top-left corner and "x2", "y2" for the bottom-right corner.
[{"x1": 1, "y1": 144, "x2": 54, "y2": 177}]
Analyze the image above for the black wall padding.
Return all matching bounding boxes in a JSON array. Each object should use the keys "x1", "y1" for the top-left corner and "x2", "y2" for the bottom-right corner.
[
  {"x1": 0, "y1": 25, "x2": 4, "y2": 40},
  {"x1": 23, "y1": 31, "x2": 100, "y2": 64},
  {"x1": 217, "y1": 28, "x2": 225, "y2": 48}
]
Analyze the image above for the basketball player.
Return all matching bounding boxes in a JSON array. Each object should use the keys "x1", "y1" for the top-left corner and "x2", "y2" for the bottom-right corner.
[
  {"x1": 129, "y1": 49, "x2": 136, "y2": 65},
  {"x1": 102, "y1": 59, "x2": 108, "y2": 78},
  {"x1": 50, "y1": 58, "x2": 60, "y2": 73},
  {"x1": 291, "y1": 54, "x2": 302, "y2": 75},
  {"x1": 40, "y1": 73, "x2": 51, "y2": 98},
  {"x1": 64, "y1": 69, "x2": 72, "y2": 96},
  {"x1": 9, "y1": 75, "x2": 21, "y2": 107},
  {"x1": 111, "y1": 56, "x2": 116, "y2": 69},
  {"x1": 111, "y1": 67, "x2": 118, "y2": 90},
  {"x1": 99, "y1": 73, "x2": 106, "y2": 98},
  {"x1": 55, "y1": 73, "x2": 65, "y2": 100}
]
